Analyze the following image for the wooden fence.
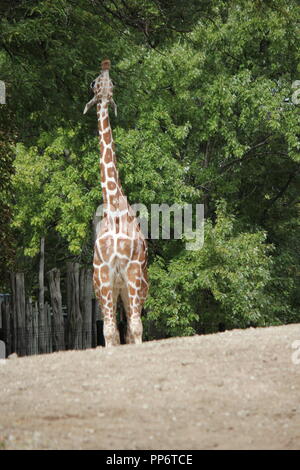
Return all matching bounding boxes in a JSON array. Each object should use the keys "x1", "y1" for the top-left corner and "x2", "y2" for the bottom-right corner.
[{"x1": 0, "y1": 263, "x2": 104, "y2": 357}]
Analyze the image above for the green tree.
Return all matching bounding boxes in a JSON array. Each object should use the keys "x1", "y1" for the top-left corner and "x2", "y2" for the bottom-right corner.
[{"x1": 145, "y1": 203, "x2": 274, "y2": 338}]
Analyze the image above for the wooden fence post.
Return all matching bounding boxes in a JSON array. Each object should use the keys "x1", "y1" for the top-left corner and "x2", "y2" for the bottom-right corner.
[
  {"x1": 1, "y1": 296, "x2": 11, "y2": 356},
  {"x1": 80, "y1": 268, "x2": 93, "y2": 349},
  {"x1": 32, "y1": 301, "x2": 39, "y2": 355},
  {"x1": 48, "y1": 268, "x2": 65, "y2": 351},
  {"x1": 45, "y1": 302, "x2": 52, "y2": 353},
  {"x1": 11, "y1": 273, "x2": 26, "y2": 356},
  {"x1": 38, "y1": 237, "x2": 48, "y2": 354},
  {"x1": 25, "y1": 297, "x2": 33, "y2": 355},
  {"x1": 10, "y1": 273, "x2": 17, "y2": 354},
  {"x1": 67, "y1": 262, "x2": 83, "y2": 349},
  {"x1": 92, "y1": 298, "x2": 102, "y2": 347}
]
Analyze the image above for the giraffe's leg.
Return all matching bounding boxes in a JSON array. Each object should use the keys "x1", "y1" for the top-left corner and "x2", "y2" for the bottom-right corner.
[
  {"x1": 93, "y1": 260, "x2": 121, "y2": 347},
  {"x1": 111, "y1": 286, "x2": 121, "y2": 344},
  {"x1": 124, "y1": 262, "x2": 144, "y2": 344},
  {"x1": 121, "y1": 286, "x2": 134, "y2": 344},
  {"x1": 102, "y1": 304, "x2": 120, "y2": 347},
  {"x1": 95, "y1": 284, "x2": 120, "y2": 347},
  {"x1": 126, "y1": 296, "x2": 143, "y2": 344}
]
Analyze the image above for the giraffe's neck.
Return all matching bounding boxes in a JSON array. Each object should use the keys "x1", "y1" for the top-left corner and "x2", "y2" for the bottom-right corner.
[{"x1": 98, "y1": 100, "x2": 124, "y2": 215}]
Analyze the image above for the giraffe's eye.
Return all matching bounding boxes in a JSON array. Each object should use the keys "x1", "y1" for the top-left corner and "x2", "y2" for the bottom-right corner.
[{"x1": 90, "y1": 80, "x2": 96, "y2": 90}]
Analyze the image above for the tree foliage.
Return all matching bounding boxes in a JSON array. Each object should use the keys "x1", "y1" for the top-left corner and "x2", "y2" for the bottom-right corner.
[{"x1": 146, "y1": 202, "x2": 273, "y2": 337}]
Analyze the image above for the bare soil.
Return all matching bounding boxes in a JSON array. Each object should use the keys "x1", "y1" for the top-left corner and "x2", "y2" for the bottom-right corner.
[{"x1": 0, "y1": 324, "x2": 300, "y2": 450}]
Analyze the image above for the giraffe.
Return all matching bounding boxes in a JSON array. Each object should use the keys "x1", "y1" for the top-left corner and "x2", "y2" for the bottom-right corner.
[{"x1": 83, "y1": 59, "x2": 148, "y2": 347}]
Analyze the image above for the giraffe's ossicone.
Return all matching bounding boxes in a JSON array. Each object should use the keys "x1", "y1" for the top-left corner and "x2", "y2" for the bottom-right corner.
[{"x1": 84, "y1": 59, "x2": 148, "y2": 347}]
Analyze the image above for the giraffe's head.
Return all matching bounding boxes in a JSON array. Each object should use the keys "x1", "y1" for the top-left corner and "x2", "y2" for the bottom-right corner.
[{"x1": 83, "y1": 59, "x2": 117, "y2": 115}]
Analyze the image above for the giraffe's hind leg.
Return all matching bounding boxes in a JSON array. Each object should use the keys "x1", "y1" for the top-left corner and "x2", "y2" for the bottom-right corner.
[
  {"x1": 120, "y1": 287, "x2": 136, "y2": 344},
  {"x1": 95, "y1": 285, "x2": 120, "y2": 347},
  {"x1": 123, "y1": 263, "x2": 144, "y2": 344},
  {"x1": 102, "y1": 298, "x2": 120, "y2": 347},
  {"x1": 126, "y1": 295, "x2": 143, "y2": 344}
]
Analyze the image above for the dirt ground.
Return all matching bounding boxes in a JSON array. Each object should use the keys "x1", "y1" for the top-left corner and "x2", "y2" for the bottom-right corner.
[{"x1": 0, "y1": 323, "x2": 300, "y2": 450}]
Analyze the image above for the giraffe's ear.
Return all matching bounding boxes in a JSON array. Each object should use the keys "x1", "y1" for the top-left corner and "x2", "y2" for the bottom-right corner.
[{"x1": 83, "y1": 96, "x2": 97, "y2": 114}]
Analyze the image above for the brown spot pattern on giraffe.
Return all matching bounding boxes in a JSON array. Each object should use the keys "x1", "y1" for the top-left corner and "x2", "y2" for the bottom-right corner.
[
  {"x1": 127, "y1": 262, "x2": 141, "y2": 282},
  {"x1": 100, "y1": 265, "x2": 110, "y2": 282},
  {"x1": 107, "y1": 166, "x2": 116, "y2": 179},
  {"x1": 103, "y1": 131, "x2": 112, "y2": 145},
  {"x1": 99, "y1": 239, "x2": 114, "y2": 262},
  {"x1": 116, "y1": 238, "x2": 131, "y2": 257},
  {"x1": 102, "y1": 117, "x2": 109, "y2": 129},
  {"x1": 104, "y1": 148, "x2": 113, "y2": 163}
]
